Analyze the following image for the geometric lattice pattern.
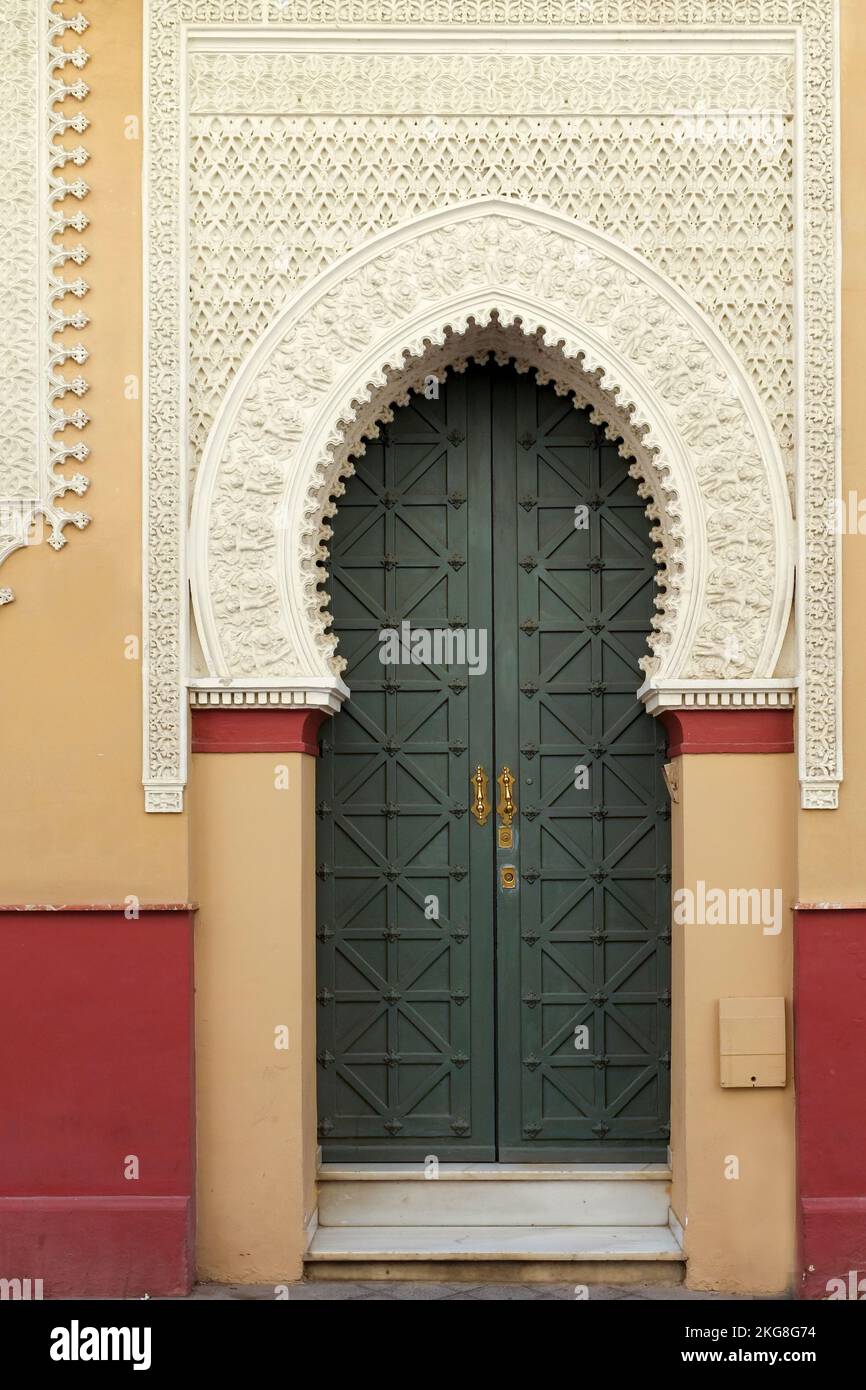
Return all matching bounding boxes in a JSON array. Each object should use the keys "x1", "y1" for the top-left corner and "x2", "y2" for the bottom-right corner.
[
  {"x1": 316, "y1": 373, "x2": 495, "y2": 1160},
  {"x1": 500, "y1": 370, "x2": 671, "y2": 1159},
  {"x1": 318, "y1": 365, "x2": 670, "y2": 1160},
  {"x1": 189, "y1": 114, "x2": 794, "y2": 502}
]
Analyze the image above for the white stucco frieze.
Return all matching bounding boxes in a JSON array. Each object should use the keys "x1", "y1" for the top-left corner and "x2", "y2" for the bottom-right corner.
[
  {"x1": 190, "y1": 202, "x2": 793, "y2": 718},
  {"x1": 144, "y1": 2, "x2": 839, "y2": 810}
]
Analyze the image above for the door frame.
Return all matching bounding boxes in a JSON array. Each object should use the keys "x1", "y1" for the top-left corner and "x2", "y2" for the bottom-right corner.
[
  {"x1": 314, "y1": 361, "x2": 673, "y2": 1165},
  {"x1": 186, "y1": 205, "x2": 798, "y2": 1288}
]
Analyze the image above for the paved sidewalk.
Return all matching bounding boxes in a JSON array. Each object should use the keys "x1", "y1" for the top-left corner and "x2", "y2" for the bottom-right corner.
[{"x1": 182, "y1": 1281, "x2": 773, "y2": 1301}]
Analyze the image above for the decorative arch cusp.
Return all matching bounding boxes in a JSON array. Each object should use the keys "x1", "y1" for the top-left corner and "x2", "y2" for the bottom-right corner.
[{"x1": 189, "y1": 201, "x2": 793, "y2": 711}]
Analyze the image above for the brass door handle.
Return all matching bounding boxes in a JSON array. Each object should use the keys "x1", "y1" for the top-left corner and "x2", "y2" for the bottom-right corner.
[
  {"x1": 497, "y1": 766, "x2": 517, "y2": 827},
  {"x1": 470, "y1": 765, "x2": 491, "y2": 826}
]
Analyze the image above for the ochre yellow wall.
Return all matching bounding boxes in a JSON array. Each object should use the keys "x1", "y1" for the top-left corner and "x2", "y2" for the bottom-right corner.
[
  {"x1": 0, "y1": 0, "x2": 859, "y2": 1293},
  {"x1": 0, "y1": 0, "x2": 188, "y2": 904},
  {"x1": 8, "y1": 6, "x2": 859, "y2": 911},
  {"x1": 0, "y1": 3, "x2": 857, "y2": 905},
  {"x1": 191, "y1": 751, "x2": 318, "y2": 1283},
  {"x1": 670, "y1": 753, "x2": 797, "y2": 1294}
]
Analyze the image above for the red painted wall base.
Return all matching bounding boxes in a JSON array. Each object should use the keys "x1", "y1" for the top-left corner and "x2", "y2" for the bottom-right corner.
[
  {"x1": 658, "y1": 706, "x2": 794, "y2": 756},
  {"x1": 191, "y1": 705, "x2": 328, "y2": 755},
  {"x1": 0, "y1": 909, "x2": 195, "y2": 1298},
  {"x1": 0, "y1": 1197, "x2": 192, "y2": 1299},
  {"x1": 795, "y1": 908, "x2": 866, "y2": 1299}
]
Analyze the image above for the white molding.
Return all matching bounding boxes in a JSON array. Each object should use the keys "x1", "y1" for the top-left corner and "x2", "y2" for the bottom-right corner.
[
  {"x1": 141, "y1": 3, "x2": 154, "y2": 807},
  {"x1": 188, "y1": 677, "x2": 348, "y2": 712},
  {"x1": 801, "y1": 781, "x2": 840, "y2": 811},
  {"x1": 831, "y1": 0, "x2": 843, "y2": 801},
  {"x1": 143, "y1": 1, "x2": 840, "y2": 813},
  {"x1": 0, "y1": 3, "x2": 92, "y2": 602},
  {"x1": 143, "y1": 783, "x2": 184, "y2": 814},
  {"x1": 188, "y1": 24, "x2": 798, "y2": 55},
  {"x1": 640, "y1": 680, "x2": 797, "y2": 714}
]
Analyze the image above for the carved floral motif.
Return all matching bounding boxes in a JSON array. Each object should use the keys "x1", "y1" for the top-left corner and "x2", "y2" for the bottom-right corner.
[
  {"x1": 189, "y1": 50, "x2": 794, "y2": 116},
  {"x1": 0, "y1": 3, "x2": 91, "y2": 598},
  {"x1": 145, "y1": 1, "x2": 838, "y2": 811},
  {"x1": 195, "y1": 210, "x2": 791, "y2": 714},
  {"x1": 189, "y1": 110, "x2": 795, "y2": 500}
]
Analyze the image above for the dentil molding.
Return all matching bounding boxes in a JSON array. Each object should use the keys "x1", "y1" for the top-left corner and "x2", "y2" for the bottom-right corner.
[{"x1": 143, "y1": 2, "x2": 839, "y2": 812}]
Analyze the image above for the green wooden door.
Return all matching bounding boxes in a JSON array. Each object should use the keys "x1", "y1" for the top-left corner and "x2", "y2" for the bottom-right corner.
[{"x1": 317, "y1": 364, "x2": 670, "y2": 1163}]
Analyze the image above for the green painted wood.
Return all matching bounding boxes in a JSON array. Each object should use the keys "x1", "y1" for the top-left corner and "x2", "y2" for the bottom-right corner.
[
  {"x1": 316, "y1": 374, "x2": 496, "y2": 1160},
  {"x1": 498, "y1": 369, "x2": 671, "y2": 1160},
  {"x1": 317, "y1": 364, "x2": 670, "y2": 1162}
]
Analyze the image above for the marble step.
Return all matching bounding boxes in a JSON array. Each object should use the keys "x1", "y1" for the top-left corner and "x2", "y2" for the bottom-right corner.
[
  {"x1": 306, "y1": 1223, "x2": 682, "y2": 1262},
  {"x1": 317, "y1": 1163, "x2": 671, "y2": 1229}
]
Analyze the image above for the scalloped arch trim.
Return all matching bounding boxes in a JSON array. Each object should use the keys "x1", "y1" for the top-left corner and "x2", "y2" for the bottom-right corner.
[{"x1": 190, "y1": 200, "x2": 793, "y2": 700}]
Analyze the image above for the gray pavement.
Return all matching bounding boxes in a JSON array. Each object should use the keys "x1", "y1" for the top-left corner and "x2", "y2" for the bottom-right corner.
[{"x1": 183, "y1": 1280, "x2": 777, "y2": 1301}]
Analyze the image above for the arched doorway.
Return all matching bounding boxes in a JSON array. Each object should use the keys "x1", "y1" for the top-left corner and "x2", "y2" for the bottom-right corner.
[
  {"x1": 187, "y1": 201, "x2": 796, "y2": 1279},
  {"x1": 316, "y1": 361, "x2": 671, "y2": 1163}
]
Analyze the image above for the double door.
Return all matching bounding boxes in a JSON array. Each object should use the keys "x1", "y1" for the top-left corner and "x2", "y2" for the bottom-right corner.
[{"x1": 316, "y1": 363, "x2": 670, "y2": 1161}]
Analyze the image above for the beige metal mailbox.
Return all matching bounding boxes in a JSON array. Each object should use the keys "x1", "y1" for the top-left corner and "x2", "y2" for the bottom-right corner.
[{"x1": 719, "y1": 997, "x2": 786, "y2": 1088}]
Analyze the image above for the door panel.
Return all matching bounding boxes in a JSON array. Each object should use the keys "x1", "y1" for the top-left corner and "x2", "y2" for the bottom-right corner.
[
  {"x1": 496, "y1": 371, "x2": 670, "y2": 1161},
  {"x1": 316, "y1": 373, "x2": 496, "y2": 1160},
  {"x1": 317, "y1": 364, "x2": 670, "y2": 1163}
]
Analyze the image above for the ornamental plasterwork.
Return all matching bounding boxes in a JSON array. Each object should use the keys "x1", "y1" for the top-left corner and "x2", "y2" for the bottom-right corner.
[
  {"x1": 144, "y1": 1, "x2": 838, "y2": 812},
  {"x1": 188, "y1": 103, "x2": 794, "y2": 496},
  {"x1": 188, "y1": 50, "x2": 793, "y2": 115},
  {"x1": 190, "y1": 204, "x2": 793, "y2": 716},
  {"x1": 0, "y1": 2, "x2": 91, "y2": 601}
]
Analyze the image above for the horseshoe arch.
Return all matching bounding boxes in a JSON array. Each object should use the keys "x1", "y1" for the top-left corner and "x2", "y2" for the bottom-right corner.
[{"x1": 189, "y1": 200, "x2": 794, "y2": 715}]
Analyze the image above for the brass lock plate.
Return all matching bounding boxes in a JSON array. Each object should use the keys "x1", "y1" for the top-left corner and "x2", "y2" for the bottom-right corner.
[
  {"x1": 497, "y1": 826, "x2": 513, "y2": 849},
  {"x1": 500, "y1": 865, "x2": 518, "y2": 890}
]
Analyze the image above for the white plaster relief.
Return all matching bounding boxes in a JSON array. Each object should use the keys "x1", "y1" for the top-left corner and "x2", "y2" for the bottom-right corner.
[
  {"x1": 188, "y1": 109, "x2": 795, "y2": 503},
  {"x1": 0, "y1": 2, "x2": 91, "y2": 601},
  {"x1": 190, "y1": 203, "x2": 793, "y2": 715},
  {"x1": 1, "y1": 5, "x2": 42, "y2": 502},
  {"x1": 144, "y1": 2, "x2": 839, "y2": 812},
  {"x1": 188, "y1": 49, "x2": 794, "y2": 115}
]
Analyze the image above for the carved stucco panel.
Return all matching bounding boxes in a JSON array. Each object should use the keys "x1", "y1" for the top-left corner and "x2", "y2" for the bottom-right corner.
[
  {"x1": 1, "y1": 5, "x2": 42, "y2": 503},
  {"x1": 191, "y1": 206, "x2": 791, "y2": 707},
  {"x1": 188, "y1": 50, "x2": 795, "y2": 114},
  {"x1": 145, "y1": 1, "x2": 838, "y2": 809},
  {"x1": 0, "y1": 3, "x2": 92, "y2": 601},
  {"x1": 188, "y1": 105, "x2": 795, "y2": 499}
]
